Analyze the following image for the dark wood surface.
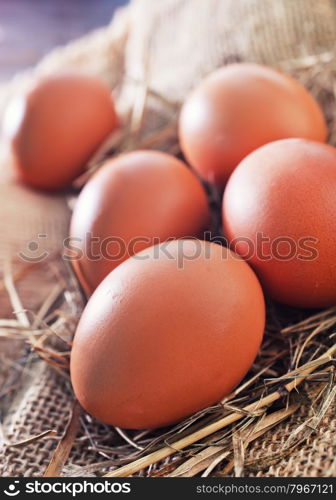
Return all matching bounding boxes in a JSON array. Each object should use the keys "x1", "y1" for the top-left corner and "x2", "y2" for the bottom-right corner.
[{"x1": 0, "y1": 0, "x2": 129, "y2": 82}]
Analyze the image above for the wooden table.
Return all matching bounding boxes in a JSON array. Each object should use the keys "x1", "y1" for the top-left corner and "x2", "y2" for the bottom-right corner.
[{"x1": 0, "y1": 0, "x2": 129, "y2": 82}]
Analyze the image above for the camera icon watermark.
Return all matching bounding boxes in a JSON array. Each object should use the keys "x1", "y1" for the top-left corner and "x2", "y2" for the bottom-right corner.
[
  {"x1": 18, "y1": 234, "x2": 50, "y2": 263},
  {"x1": 4, "y1": 480, "x2": 20, "y2": 496}
]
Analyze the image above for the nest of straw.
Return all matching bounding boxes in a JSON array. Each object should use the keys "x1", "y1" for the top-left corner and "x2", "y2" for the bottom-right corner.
[{"x1": 0, "y1": 52, "x2": 336, "y2": 477}]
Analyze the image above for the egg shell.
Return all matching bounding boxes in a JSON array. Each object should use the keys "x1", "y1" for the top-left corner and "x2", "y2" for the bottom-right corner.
[
  {"x1": 5, "y1": 73, "x2": 118, "y2": 190},
  {"x1": 70, "y1": 150, "x2": 210, "y2": 294},
  {"x1": 70, "y1": 239, "x2": 265, "y2": 429},
  {"x1": 223, "y1": 138, "x2": 336, "y2": 308},
  {"x1": 179, "y1": 63, "x2": 327, "y2": 187}
]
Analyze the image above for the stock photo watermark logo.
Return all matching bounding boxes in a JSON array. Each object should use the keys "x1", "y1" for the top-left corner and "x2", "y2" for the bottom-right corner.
[
  {"x1": 18, "y1": 232, "x2": 319, "y2": 266},
  {"x1": 2, "y1": 480, "x2": 131, "y2": 497},
  {"x1": 18, "y1": 234, "x2": 50, "y2": 262},
  {"x1": 4, "y1": 481, "x2": 20, "y2": 497}
]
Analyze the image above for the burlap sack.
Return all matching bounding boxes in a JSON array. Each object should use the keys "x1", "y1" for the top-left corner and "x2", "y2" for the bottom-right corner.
[{"x1": 0, "y1": 0, "x2": 335, "y2": 477}]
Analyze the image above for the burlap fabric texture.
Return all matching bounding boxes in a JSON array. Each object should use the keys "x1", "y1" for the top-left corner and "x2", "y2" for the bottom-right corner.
[{"x1": 0, "y1": 0, "x2": 335, "y2": 476}]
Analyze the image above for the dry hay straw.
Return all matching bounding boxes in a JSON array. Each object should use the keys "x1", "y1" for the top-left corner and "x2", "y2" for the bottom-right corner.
[{"x1": 1, "y1": 51, "x2": 336, "y2": 477}]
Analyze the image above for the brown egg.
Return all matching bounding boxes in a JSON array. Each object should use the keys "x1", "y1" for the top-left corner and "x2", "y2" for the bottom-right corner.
[
  {"x1": 223, "y1": 138, "x2": 336, "y2": 308},
  {"x1": 4, "y1": 72, "x2": 118, "y2": 190},
  {"x1": 179, "y1": 63, "x2": 327, "y2": 187},
  {"x1": 70, "y1": 150, "x2": 210, "y2": 294},
  {"x1": 70, "y1": 239, "x2": 265, "y2": 429}
]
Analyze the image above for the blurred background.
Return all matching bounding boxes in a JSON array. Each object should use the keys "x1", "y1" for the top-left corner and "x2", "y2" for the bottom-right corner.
[{"x1": 0, "y1": 0, "x2": 129, "y2": 82}]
